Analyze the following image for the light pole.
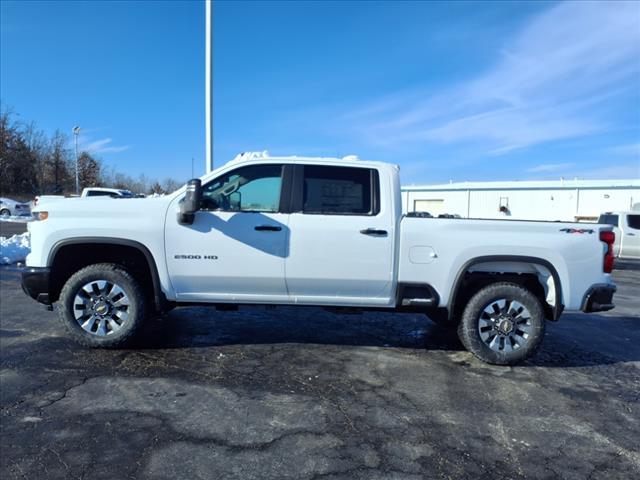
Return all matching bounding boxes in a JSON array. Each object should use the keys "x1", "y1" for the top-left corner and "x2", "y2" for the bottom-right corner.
[
  {"x1": 72, "y1": 126, "x2": 80, "y2": 195},
  {"x1": 205, "y1": 0, "x2": 213, "y2": 173}
]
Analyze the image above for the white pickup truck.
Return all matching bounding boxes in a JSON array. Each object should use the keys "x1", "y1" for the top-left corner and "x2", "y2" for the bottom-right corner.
[
  {"x1": 22, "y1": 155, "x2": 617, "y2": 365},
  {"x1": 597, "y1": 211, "x2": 640, "y2": 259}
]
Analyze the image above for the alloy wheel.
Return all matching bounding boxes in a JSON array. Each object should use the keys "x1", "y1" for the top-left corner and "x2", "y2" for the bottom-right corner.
[
  {"x1": 478, "y1": 298, "x2": 533, "y2": 352},
  {"x1": 73, "y1": 280, "x2": 131, "y2": 336}
]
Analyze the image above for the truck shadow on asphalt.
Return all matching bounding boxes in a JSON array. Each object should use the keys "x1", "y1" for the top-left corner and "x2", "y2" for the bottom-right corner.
[
  {"x1": 128, "y1": 306, "x2": 640, "y2": 368},
  {"x1": 135, "y1": 307, "x2": 464, "y2": 352}
]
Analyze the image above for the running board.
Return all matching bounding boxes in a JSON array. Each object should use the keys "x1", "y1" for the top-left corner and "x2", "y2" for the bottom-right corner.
[
  {"x1": 397, "y1": 283, "x2": 440, "y2": 309},
  {"x1": 401, "y1": 298, "x2": 437, "y2": 307}
]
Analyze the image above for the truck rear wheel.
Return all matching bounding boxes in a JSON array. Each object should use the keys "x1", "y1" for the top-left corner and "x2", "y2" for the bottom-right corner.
[
  {"x1": 457, "y1": 282, "x2": 545, "y2": 365},
  {"x1": 57, "y1": 263, "x2": 146, "y2": 348}
]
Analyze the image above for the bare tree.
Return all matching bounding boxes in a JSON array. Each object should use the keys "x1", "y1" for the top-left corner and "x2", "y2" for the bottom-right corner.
[
  {"x1": 78, "y1": 152, "x2": 101, "y2": 188},
  {"x1": 44, "y1": 131, "x2": 72, "y2": 194},
  {"x1": 0, "y1": 106, "x2": 184, "y2": 198},
  {"x1": 149, "y1": 181, "x2": 165, "y2": 195},
  {"x1": 0, "y1": 108, "x2": 38, "y2": 196},
  {"x1": 162, "y1": 177, "x2": 181, "y2": 193}
]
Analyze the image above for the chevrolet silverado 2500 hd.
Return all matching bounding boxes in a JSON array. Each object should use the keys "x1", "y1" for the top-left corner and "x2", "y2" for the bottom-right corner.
[{"x1": 22, "y1": 155, "x2": 617, "y2": 365}]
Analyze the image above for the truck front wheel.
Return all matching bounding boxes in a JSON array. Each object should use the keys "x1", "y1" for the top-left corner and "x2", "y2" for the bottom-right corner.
[
  {"x1": 57, "y1": 263, "x2": 146, "y2": 348},
  {"x1": 457, "y1": 282, "x2": 545, "y2": 365}
]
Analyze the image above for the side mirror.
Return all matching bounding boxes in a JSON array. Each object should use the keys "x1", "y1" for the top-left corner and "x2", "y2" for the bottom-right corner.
[{"x1": 178, "y1": 179, "x2": 202, "y2": 225}]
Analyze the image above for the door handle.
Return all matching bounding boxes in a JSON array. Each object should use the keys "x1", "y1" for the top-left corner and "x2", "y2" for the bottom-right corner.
[
  {"x1": 360, "y1": 228, "x2": 388, "y2": 236},
  {"x1": 254, "y1": 225, "x2": 282, "y2": 232}
]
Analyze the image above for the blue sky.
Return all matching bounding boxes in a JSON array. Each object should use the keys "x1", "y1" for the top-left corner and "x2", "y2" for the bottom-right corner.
[{"x1": 1, "y1": 0, "x2": 639, "y2": 184}]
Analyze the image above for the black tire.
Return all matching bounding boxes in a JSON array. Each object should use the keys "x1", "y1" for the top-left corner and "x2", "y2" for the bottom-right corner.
[
  {"x1": 57, "y1": 263, "x2": 146, "y2": 348},
  {"x1": 457, "y1": 282, "x2": 545, "y2": 365},
  {"x1": 0, "y1": 208, "x2": 10, "y2": 217}
]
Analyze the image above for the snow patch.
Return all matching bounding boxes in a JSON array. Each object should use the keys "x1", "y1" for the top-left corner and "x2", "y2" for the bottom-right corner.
[
  {"x1": 0, "y1": 232, "x2": 30, "y2": 265},
  {"x1": 230, "y1": 150, "x2": 270, "y2": 163}
]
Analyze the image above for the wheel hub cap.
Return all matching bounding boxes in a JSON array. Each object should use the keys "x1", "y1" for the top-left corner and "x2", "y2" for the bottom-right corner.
[
  {"x1": 478, "y1": 299, "x2": 533, "y2": 352},
  {"x1": 73, "y1": 280, "x2": 131, "y2": 336},
  {"x1": 498, "y1": 318, "x2": 514, "y2": 335},
  {"x1": 94, "y1": 301, "x2": 110, "y2": 315}
]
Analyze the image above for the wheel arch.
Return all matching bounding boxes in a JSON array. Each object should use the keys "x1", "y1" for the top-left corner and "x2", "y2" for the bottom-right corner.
[
  {"x1": 448, "y1": 255, "x2": 564, "y2": 322},
  {"x1": 48, "y1": 237, "x2": 166, "y2": 311}
]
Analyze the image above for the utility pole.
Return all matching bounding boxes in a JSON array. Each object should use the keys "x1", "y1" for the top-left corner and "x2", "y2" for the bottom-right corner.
[
  {"x1": 205, "y1": 0, "x2": 213, "y2": 173},
  {"x1": 72, "y1": 126, "x2": 81, "y2": 195}
]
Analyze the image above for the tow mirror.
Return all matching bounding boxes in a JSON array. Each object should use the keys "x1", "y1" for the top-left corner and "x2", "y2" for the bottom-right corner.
[{"x1": 178, "y1": 179, "x2": 202, "y2": 225}]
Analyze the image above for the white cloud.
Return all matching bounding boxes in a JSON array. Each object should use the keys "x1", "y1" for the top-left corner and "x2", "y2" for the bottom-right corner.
[
  {"x1": 527, "y1": 162, "x2": 576, "y2": 173},
  {"x1": 345, "y1": 1, "x2": 640, "y2": 154},
  {"x1": 77, "y1": 136, "x2": 130, "y2": 154},
  {"x1": 608, "y1": 142, "x2": 640, "y2": 158},
  {"x1": 574, "y1": 162, "x2": 640, "y2": 179}
]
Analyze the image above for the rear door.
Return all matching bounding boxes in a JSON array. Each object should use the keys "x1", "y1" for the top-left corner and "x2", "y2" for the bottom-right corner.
[{"x1": 284, "y1": 164, "x2": 395, "y2": 306}]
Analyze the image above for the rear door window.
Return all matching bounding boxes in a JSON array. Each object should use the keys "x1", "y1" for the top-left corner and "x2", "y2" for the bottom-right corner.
[
  {"x1": 301, "y1": 165, "x2": 379, "y2": 215},
  {"x1": 627, "y1": 214, "x2": 640, "y2": 230},
  {"x1": 87, "y1": 191, "x2": 116, "y2": 197}
]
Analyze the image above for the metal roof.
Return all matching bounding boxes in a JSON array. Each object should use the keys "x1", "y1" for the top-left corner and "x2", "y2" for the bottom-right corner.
[{"x1": 402, "y1": 178, "x2": 640, "y2": 191}]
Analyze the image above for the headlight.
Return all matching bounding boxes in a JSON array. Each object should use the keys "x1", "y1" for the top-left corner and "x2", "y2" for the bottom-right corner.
[{"x1": 33, "y1": 211, "x2": 48, "y2": 221}]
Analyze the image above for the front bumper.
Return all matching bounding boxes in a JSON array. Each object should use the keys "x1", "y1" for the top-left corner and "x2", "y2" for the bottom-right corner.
[
  {"x1": 581, "y1": 283, "x2": 616, "y2": 313},
  {"x1": 21, "y1": 267, "x2": 52, "y2": 305}
]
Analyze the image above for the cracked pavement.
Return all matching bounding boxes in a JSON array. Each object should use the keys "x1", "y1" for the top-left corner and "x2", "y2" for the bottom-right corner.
[{"x1": 1, "y1": 264, "x2": 639, "y2": 479}]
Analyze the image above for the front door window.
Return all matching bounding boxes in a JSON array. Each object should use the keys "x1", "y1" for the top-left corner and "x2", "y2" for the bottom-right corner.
[{"x1": 201, "y1": 164, "x2": 283, "y2": 213}]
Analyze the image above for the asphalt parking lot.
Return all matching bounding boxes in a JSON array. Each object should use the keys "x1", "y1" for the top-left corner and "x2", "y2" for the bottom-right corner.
[
  {"x1": 1, "y1": 264, "x2": 639, "y2": 479},
  {"x1": 0, "y1": 221, "x2": 28, "y2": 238}
]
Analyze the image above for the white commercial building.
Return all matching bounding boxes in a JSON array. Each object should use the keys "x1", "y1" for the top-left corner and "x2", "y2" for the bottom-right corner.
[{"x1": 402, "y1": 179, "x2": 640, "y2": 222}]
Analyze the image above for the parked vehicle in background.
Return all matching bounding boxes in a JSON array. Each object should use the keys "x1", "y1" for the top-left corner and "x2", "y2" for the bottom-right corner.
[
  {"x1": 33, "y1": 195, "x2": 66, "y2": 208},
  {"x1": 598, "y1": 211, "x2": 640, "y2": 259},
  {"x1": 81, "y1": 187, "x2": 135, "y2": 198},
  {"x1": 22, "y1": 154, "x2": 617, "y2": 365},
  {"x1": 0, "y1": 197, "x2": 31, "y2": 217}
]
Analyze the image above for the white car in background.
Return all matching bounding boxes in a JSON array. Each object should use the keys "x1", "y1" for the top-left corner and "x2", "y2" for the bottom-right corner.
[
  {"x1": 0, "y1": 197, "x2": 31, "y2": 217},
  {"x1": 81, "y1": 187, "x2": 135, "y2": 198},
  {"x1": 598, "y1": 211, "x2": 640, "y2": 259}
]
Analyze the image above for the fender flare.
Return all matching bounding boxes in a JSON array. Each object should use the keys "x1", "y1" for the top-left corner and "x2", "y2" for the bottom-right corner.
[
  {"x1": 447, "y1": 255, "x2": 564, "y2": 321},
  {"x1": 48, "y1": 237, "x2": 165, "y2": 310}
]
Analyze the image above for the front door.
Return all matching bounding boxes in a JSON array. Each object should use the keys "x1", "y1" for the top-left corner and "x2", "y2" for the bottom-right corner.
[{"x1": 165, "y1": 163, "x2": 290, "y2": 302}]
